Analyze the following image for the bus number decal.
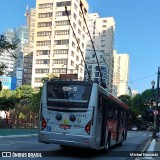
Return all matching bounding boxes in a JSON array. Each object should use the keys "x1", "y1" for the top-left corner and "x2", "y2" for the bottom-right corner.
[
  {"x1": 76, "y1": 114, "x2": 86, "y2": 118},
  {"x1": 62, "y1": 86, "x2": 77, "y2": 92}
]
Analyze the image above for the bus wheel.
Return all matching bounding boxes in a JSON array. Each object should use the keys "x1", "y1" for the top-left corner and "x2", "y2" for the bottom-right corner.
[{"x1": 104, "y1": 137, "x2": 110, "y2": 152}]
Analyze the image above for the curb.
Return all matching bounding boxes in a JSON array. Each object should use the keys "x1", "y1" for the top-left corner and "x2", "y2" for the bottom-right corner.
[{"x1": 0, "y1": 134, "x2": 38, "y2": 139}]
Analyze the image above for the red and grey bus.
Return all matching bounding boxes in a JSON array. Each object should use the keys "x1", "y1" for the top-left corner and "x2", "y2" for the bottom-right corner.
[{"x1": 38, "y1": 80, "x2": 129, "y2": 151}]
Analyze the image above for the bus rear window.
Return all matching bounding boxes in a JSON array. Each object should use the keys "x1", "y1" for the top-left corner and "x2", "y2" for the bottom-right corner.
[{"x1": 47, "y1": 84, "x2": 92, "y2": 103}]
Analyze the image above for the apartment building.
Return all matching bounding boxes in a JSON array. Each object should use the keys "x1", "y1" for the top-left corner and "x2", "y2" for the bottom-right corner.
[
  {"x1": 85, "y1": 13, "x2": 115, "y2": 93},
  {"x1": 32, "y1": 0, "x2": 89, "y2": 89},
  {"x1": 113, "y1": 50, "x2": 130, "y2": 97}
]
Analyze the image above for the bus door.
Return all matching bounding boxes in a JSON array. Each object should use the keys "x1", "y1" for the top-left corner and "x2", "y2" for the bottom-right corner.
[{"x1": 99, "y1": 94, "x2": 108, "y2": 147}]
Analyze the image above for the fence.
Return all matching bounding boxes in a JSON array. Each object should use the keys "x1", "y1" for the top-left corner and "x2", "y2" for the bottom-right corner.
[{"x1": 0, "y1": 118, "x2": 38, "y2": 129}]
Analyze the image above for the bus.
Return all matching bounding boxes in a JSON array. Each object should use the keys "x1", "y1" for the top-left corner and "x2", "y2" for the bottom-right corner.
[{"x1": 38, "y1": 80, "x2": 129, "y2": 151}]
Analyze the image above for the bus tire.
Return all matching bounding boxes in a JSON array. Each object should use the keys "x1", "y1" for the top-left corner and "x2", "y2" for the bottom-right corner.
[{"x1": 106, "y1": 137, "x2": 110, "y2": 151}]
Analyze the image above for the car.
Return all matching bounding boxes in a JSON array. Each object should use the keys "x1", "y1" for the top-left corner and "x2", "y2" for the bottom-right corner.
[{"x1": 131, "y1": 126, "x2": 138, "y2": 131}]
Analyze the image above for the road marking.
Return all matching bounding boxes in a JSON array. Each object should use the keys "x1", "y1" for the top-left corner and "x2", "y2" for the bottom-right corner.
[{"x1": 0, "y1": 143, "x2": 16, "y2": 146}]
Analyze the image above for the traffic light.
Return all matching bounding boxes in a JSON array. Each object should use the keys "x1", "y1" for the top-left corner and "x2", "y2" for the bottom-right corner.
[{"x1": 0, "y1": 81, "x2": 2, "y2": 91}]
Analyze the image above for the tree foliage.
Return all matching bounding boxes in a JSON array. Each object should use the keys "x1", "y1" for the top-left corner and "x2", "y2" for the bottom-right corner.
[
  {"x1": 0, "y1": 34, "x2": 17, "y2": 75},
  {"x1": 14, "y1": 85, "x2": 34, "y2": 99},
  {"x1": 0, "y1": 89, "x2": 19, "y2": 111},
  {"x1": 118, "y1": 94, "x2": 132, "y2": 107}
]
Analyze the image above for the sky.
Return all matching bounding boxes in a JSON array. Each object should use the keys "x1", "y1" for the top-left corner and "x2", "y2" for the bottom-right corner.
[{"x1": 0, "y1": 0, "x2": 160, "y2": 93}]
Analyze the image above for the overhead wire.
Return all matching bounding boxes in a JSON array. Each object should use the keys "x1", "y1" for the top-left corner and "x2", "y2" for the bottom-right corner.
[
  {"x1": 80, "y1": 2, "x2": 105, "y2": 87},
  {"x1": 59, "y1": 0, "x2": 92, "y2": 81},
  {"x1": 83, "y1": 8, "x2": 137, "y2": 90}
]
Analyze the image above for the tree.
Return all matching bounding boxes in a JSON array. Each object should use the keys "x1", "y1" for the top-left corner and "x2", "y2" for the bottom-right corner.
[
  {"x1": 29, "y1": 88, "x2": 42, "y2": 114},
  {"x1": 0, "y1": 89, "x2": 18, "y2": 111},
  {"x1": 118, "y1": 94, "x2": 132, "y2": 107},
  {"x1": 14, "y1": 85, "x2": 34, "y2": 99},
  {"x1": 41, "y1": 73, "x2": 59, "y2": 82},
  {"x1": 0, "y1": 35, "x2": 17, "y2": 75}
]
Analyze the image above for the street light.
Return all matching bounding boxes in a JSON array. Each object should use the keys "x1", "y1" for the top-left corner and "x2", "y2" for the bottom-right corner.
[{"x1": 151, "y1": 80, "x2": 157, "y2": 139}]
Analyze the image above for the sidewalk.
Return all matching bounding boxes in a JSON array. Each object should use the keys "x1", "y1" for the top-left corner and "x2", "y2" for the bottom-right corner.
[
  {"x1": 153, "y1": 135, "x2": 160, "y2": 160},
  {"x1": 135, "y1": 133, "x2": 160, "y2": 160}
]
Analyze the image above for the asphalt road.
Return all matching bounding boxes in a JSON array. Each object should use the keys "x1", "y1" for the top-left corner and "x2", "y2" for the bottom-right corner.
[{"x1": 0, "y1": 131, "x2": 152, "y2": 160}]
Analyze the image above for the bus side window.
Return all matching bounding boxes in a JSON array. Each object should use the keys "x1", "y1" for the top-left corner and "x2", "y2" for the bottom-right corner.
[
  {"x1": 108, "y1": 111, "x2": 113, "y2": 119},
  {"x1": 108, "y1": 102, "x2": 114, "y2": 119}
]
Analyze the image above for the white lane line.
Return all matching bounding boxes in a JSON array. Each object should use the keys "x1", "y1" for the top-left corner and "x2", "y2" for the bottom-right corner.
[
  {"x1": 0, "y1": 143, "x2": 16, "y2": 146},
  {"x1": 147, "y1": 139, "x2": 156, "y2": 151}
]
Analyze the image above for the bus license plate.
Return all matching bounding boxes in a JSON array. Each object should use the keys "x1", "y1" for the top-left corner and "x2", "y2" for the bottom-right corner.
[{"x1": 60, "y1": 124, "x2": 71, "y2": 129}]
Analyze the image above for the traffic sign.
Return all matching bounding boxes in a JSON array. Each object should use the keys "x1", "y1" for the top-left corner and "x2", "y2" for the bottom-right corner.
[{"x1": 154, "y1": 110, "x2": 158, "y2": 115}]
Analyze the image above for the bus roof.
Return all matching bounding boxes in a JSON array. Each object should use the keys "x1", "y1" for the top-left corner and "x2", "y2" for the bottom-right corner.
[{"x1": 98, "y1": 83, "x2": 129, "y2": 110}]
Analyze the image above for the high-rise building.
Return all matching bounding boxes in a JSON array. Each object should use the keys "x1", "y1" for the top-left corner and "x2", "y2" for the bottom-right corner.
[
  {"x1": 32, "y1": 0, "x2": 89, "y2": 89},
  {"x1": 113, "y1": 50, "x2": 130, "y2": 97},
  {"x1": 0, "y1": 29, "x2": 15, "y2": 75},
  {"x1": 23, "y1": 7, "x2": 36, "y2": 85},
  {"x1": 85, "y1": 13, "x2": 115, "y2": 92},
  {"x1": 12, "y1": 26, "x2": 28, "y2": 87}
]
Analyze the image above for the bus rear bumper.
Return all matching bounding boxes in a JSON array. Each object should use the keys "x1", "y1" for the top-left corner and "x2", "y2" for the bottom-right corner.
[{"x1": 38, "y1": 132, "x2": 98, "y2": 150}]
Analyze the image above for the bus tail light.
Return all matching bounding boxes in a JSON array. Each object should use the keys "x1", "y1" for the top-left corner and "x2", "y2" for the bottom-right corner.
[
  {"x1": 85, "y1": 120, "x2": 91, "y2": 134},
  {"x1": 42, "y1": 116, "x2": 47, "y2": 130}
]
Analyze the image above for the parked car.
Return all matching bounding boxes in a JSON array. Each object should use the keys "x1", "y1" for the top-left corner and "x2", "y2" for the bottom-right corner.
[{"x1": 131, "y1": 126, "x2": 138, "y2": 131}]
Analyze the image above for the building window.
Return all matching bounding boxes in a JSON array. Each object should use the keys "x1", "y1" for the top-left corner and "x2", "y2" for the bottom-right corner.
[
  {"x1": 79, "y1": 11, "x2": 82, "y2": 17},
  {"x1": 82, "y1": 43, "x2": 84, "y2": 48},
  {"x1": 55, "y1": 30, "x2": 69, "y2": 35},
  {"x1": 56, "y1": 10, "x2": 71, "y2": 17},
  {"x1": 71, "y1": 60, "x2": 74, "y2": 66},
  {"x1": 102, "y1": 25, "x2": 107, "y2": 28},
  {"x1": 78, "y1": 20, "x2": 81, "y2": 26},
  {"x1": 73, "y1": 22, "x2": 76, "y2": 29},
  {"x1": 38, "y1": 22, "x2": 52, "y2": 27},
  {"x1": 53, "y1": 59, "x2": 67, "y2": 64},
  {"x1": 76, "y1": 55, "x2": 79, "y2": 61},
  {"x1": 38, "y1": 12, "x2": 52, "y2": 18},
  {"x1": 82, "y1": 34, "x2": 85, "y2": 40},
  {"x1": 55, "y1": 20, "x2": 69, "y2": 26},
  {"x1": 37, "y1": 41, "x2": 51, "y2": 46},
  {"x1": 34, "y1": 78, "x2": 42, "y2": 83},
  {"x1": 52, "y1": 68, "x2": 66, "y2": 73},
  {"x1": 78, "y1": 29, "x2": 81, "y2": 35},
  {"x1": 74, "y1": 3, "x2": 77, "y2": 10},
  {"x1": 56, "y1": 1, "x2": 71, "y2": 7},
  {"x1": 74, "y1": 13, "x2": 77, "y2": 20},
  {"x1": 54, "y1": 39, "x2": 69, "y2": 45},
  {"x1": 72, "y1": 41, "x2": 75, "y2": 48},
  {"x1": 71, "y1": 51, "x2": 75, "y2": 57},
  {"x1": 37, "y1": 31, "x2": 51, "y2": 37},
  {"x1": 88, "y1": 65, "x2": 92, "y2": 69},
  {"x1": 35, "y1": 69, "x2": 49, "y2": 74},
  {"x1": 37, "y1": 50, "x2": 50, "y2": 55},
  {"x1": 36, "y1": 59, "x2": 50, "y2": 64},
  {"x1": 39, "y1": 3, "x2": 53, "y2": 9},
  {"x1": 54, "y1": 49, "x2": 68, "y2": 54}
]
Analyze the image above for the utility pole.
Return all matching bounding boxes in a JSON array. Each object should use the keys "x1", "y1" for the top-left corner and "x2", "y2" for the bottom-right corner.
[
  {"x1": 156, "y1": 67, "x2": 160, "y2": 131},
  {"x1": 153, "y1": 67, "x2": 160, "y2": 138}
]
